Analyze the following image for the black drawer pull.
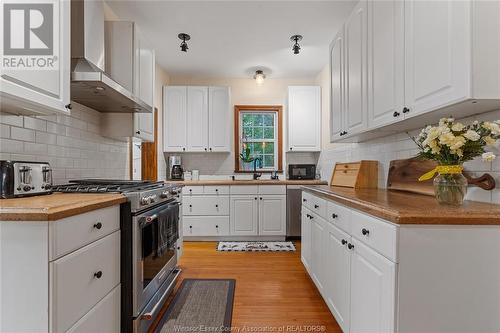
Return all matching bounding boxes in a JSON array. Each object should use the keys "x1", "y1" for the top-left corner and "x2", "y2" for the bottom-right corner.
[
  {"x1": 93, "y1": 222, "x2": 102, "y2": 230},
  {"x1": 254, "y1": 197, "x2": 258, "y2": 200},
  {"x1": 94, "y1": 271, "x2": 103, "y2": 279},
  {"x1": 303, "y1": 198, "x2": 307, "y2": 202},
  {"x1": 348, "y1": 243, "x2": 354, "y2": 250},
  {"x1": 314, "y1": 204, "x2": 319, "y2": 209},
  {"x1": 215, "y1": 225, "x2": 219, "y2": 228},
  {"x1": 341, "y1": 239, "x2": 347, "y2": 245},
  {"x1": 331, "y1": 213, "x2": 338, "y2": 219},
  {"x1": 215, "y1": 204, "x2": 219, "y2": 208},
  {"x1": 362, "y1": 228, "x2": 370, "y2": 236},
  {"x1": 189, "y1": 204, "x2": 192, "y2": 208}
]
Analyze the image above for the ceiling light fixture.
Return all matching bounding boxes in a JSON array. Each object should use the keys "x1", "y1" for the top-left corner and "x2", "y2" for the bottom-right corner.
[
  {"x1": 290, "y1": 35, "x2": 303, "y2": 55},
  {"x1": 178, "y1": 33, "x2": 190, "y2": 52},
  {"x1": 253, "y1": 70, "x2": 266, "y2": 85}
]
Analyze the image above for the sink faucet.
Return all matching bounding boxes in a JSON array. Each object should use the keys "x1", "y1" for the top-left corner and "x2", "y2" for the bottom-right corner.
[{"x1": 253, "y1": 157, "x2": 262, "y2": 180}]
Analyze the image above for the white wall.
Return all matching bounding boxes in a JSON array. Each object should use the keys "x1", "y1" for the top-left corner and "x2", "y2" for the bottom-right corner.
[
  {"x1": 163, "y1": 76, "x2": 319, "y2": 176},
  {"x1": 315, "y1": 64, "x2": 500, "y2": 204}
]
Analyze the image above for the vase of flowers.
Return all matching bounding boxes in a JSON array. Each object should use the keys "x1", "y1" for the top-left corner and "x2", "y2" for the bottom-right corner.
[{"x1": 412, "y1": 118, "x2": 500, "y2": 206}]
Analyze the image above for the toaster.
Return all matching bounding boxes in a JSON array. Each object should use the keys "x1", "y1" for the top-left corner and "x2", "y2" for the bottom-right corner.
[{"x1": 0, "y1": 161, "x2": 53, "y2": 198}]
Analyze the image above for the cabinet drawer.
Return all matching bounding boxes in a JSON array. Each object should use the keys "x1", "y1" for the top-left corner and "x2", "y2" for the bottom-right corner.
[
  {"x1": 183, "y1": 216, "x2": 230, "y2": 236},
  {"x1": 351, "y1": 210, "x2": 398, "y2": 262},
  {"x1": 259, "y1": 185, "x2": 286, "y2": 195},
  {"x1": 66, "y1": 285, "x2": 120, "y2": 333},
  {"x1": 230, "y1": 185, "x2": 258, "y2": 195},
  {"x1": 49, "y1": 206, "x2": 120, "y2": 260},
  {"x1": 204, "y1": 185, "x2": 230, "y2": 195},
  {"x1": 182, "y1": 186, "x2": 204, "y2": 196},
  {"x1": 50, "y1": 231, "x2": 120, "y2": 333},
  {"x1": 303, "y1": 192, "x2": 326, "y2": 218},
  {"x1": 183, "y1": 196, "x2": 229, "y2": 216},
  {"x1": 327, "y1": 201, "x2": 352, "y2": 234}
]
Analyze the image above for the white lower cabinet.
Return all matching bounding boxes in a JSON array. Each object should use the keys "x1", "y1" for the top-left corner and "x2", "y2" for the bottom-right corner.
[
  {"x1": 258, "y1": 195, "x2": 286, "y2": 236},
  {"x1": 301, "y1": 207, "x2": 312, "y2": 271},
  {"x1": 184, "y1": 216, "x2": 230, "y2": 236},
  {"x1": 309, "y1": 212, "x2": 326, "y2": 292},
  {"x1": 230, "y1": 195, "x2": 259, "y2": 236}
]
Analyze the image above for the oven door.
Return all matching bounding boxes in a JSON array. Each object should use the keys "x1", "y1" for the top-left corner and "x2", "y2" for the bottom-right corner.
[{"x1": 132, "y1": 201, "x2": 180, "y2": 316}]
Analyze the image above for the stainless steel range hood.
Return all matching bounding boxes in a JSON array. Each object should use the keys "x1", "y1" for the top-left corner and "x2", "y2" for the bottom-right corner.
[{"x1": 70, "y1": 0, "x2": 151, "y2": 113}]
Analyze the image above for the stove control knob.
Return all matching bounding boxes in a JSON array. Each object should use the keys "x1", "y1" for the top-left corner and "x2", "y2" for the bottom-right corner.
[
  {"x1": 140, "y1": 197, "x2": 150, "y2": 205},
  {"x1": 23, "y1": 185, "x2": 32, "y2": 192},
  {"x1": 160, "y1": 191, "x2": 169, "y2": 198},
  {"x1": 149, "y1": 194, "x2": 157, "y2": 203}
]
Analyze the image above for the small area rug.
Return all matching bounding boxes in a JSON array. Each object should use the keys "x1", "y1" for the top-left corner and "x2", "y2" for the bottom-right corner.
[
  {"x1": 156, "y1": 279, "x2": 235, "y2": 333},
  {"x1": 217, "y1": 241, "x2": 296, "y2": 252}
]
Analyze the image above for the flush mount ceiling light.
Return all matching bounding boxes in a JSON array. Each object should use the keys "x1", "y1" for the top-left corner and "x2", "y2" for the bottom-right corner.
[
  {"x1": 178, "y1": 33, "x2": 190, "y2": 52},
  {"x1": 290, "y1": 35, "x2": 303, "y2": 55},
  {"x1": 253, "y1": 70, "x2": 266, "y2": 85}
]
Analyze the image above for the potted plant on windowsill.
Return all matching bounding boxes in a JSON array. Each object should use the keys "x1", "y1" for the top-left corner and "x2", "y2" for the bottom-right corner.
[
  {"x1": 239, "y1": 143, "x2": 255, "y2": 171},
  {"x1": 412, "y1": 118, "x2": 500, "y2": 206}
]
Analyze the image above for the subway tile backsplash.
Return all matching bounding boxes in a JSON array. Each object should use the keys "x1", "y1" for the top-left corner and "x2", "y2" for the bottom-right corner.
[
  {"x1": 0, "y1": 103, "x2": 129, "y2": 184},
  {"x1": 318, "y1": 109, "x2": 500, "y2": 204}
]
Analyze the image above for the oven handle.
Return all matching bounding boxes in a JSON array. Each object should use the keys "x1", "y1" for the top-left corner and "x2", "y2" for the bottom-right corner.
[
  {"x1": 142, "y1": 202, "x2": 182, "y2": 225},
  {"x1": 140, "y1": 269, "x2": 181, "y2": 321}
]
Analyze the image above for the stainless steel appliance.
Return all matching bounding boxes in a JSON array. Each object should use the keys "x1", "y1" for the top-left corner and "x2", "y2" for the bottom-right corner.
[
  {"x1": 0, "y1": 161, "x2": 52, "y2": 198},
  {"x1": 168, "y1": 155, "x2": 183, "y2": 180},
  {"x1": 52, "y1": 179, "x2": 183, "y2": 333},
  {"x1": 286, "y1": 185, "x2": 302, "y2": 238},
  {"x1": 288, "y1": 164, "x2": 316, "y2": 180}
]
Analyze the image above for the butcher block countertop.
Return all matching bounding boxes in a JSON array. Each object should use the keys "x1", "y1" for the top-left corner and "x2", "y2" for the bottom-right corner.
[
  {"x1": 302, "y1": 185, "x2": 500, "y2": 225},
  {"x1": 0, "y1": 193, "x2": 127, "y2": 221},
  {"x1": 171, "y1": 179, "x2": 328, "y2": 186}
]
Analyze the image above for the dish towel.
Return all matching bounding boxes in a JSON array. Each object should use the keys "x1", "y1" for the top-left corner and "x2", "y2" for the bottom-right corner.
[{"x1": 155, "y1": 203, "x2": 179, "y2": 257}]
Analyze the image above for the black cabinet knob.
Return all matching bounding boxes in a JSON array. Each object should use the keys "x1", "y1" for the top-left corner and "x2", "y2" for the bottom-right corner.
[
  {"x1": 393, "y1": 111, "x2": 400, "y2": 117},
  {"x1": 341, "y1": 239, "x2": 347, "y2": 245},
  {"x1": 260, "y1": 197, "x2": 263, "y2": 200},
  {"x1": 189, "y1": 225, "x2": 192, "y2": 228},
  {"x1": 65, "y1": 103, "x2": 72, "y2": 110},
  {"x1": 331, "y1": 213, "x2": 338, "y2": 219},
  {"x1": 402, "y1": 107, "x2": 410, "y2": 114},
  {"x1": 348, "y1": 243, "x2": 354, "y2": 250},
  {"x1": 93, "y1": 222, "x2": 102, "y2": 230},
  {"x1": 204, "y1": 148, "x2": 207, "y2": 151},
  {"x1": 182, "y1": 147, "x2": 186, "y2": 151},
  {"x1": 209, "y1": 148, "x2": 212, "y2": 151},
  {"x1": 215, "y1": 204, "x2": 219, "y2": 208},
  {"x1": 215, "y1": 189, "x2": 218, "y2": 192},
  {"x1": 94, "y1": 271, "x2": 103, "y2": 279},
  {"x1": 136, "y1": 131, "x2": 141, "y2": 135},
  {"x1": 215, "y1": 225, "x2": 219, "y2": 228},
  {"x1": 302, "y1": 198, "x2": 307, "y2": 202},
  {"x1": 189, "y1": 204, "x2": 192, "y2": 208},
  {"x1": 290, "y1": 147, "x2": 293, "y2": 150},
  {"x1": 177, "y1": 246, "x2": 180, "y2": 250},
  {"x1": 254, "y1": 197, "x2": 258, "y2": 200},
  {"x1": 362, "y1": 228, "x2": 370, "y2": 236},
  {"x1": 189, "y1": 189, "x2": 192, "y2": 192},
  {"x1": 314, "y1": 204, "x2": 319, "y2": 209}
]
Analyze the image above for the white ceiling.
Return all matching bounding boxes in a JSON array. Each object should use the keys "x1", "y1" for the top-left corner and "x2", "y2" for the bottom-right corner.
[{"x1": 106, "y1": 0, "x2": 356, "y2": 79}]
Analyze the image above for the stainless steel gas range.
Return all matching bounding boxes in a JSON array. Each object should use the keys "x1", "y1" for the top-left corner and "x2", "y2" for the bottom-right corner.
[{"x1": 53, "y1": 180, "x2": 183, "y2": 333}]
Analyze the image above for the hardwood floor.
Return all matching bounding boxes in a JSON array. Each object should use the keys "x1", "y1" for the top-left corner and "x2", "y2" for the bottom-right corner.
[{"x1": 149, "y1": 241, "x2": 342, "y2": 332}]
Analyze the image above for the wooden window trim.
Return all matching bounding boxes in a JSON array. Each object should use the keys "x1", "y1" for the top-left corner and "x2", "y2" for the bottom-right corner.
[{"x1": 234, "y1": 105, "x2": 283, "y2": 173}]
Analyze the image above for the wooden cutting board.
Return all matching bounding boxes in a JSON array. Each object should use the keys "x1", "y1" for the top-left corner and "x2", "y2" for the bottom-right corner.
[{"x1": 387, "y1": 158, "x2": 437, "y2": 196}]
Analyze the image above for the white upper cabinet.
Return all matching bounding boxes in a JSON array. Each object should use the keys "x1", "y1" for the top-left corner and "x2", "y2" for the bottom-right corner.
[
  {"x1": 163, "y1": 86, "x2": 231, "y2": 153},
  {"x1": 163, "y1": 86, "x2": 188, "y2": 152},
  {"x1": 186, "y1": 86, "x2": 209, "y2": 152},
  {"x1": 0, "y1": 0, "x2": 70, "y2": 116},
  {"x1": 287, "y1": 86, "x2": 321, "y2": 152},
  {"x1": 345, "y1": 0, "x2": 368, "y2": 136},
  {"x1": 367, "y1": 0, "x2": 405, "y2": 128},
  {"x1": 208, "y1": 86, "x2": 231, "y2": 152},
  {"x1": 330, "y1": 26, "x2": 345, "y2": 142}
]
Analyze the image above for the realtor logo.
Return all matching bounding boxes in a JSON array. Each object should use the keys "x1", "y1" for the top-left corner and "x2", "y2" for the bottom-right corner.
[{"x1": 1, "y1": 1, "x2": 58, "y2": 70}]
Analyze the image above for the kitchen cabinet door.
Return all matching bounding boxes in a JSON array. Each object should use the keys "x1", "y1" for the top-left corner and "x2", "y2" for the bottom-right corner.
[
  {"x1": 301, "y1": 207, "x2": 312, "y2": 271},
  {"x1": 404, "y1": 0, "x2": 470, "y2": 117},
  {"x1": 230, "y1": 196, "x2": 258, "y2": 236},
  {"x1": 208, "y1": 86, "x2": 231, "y2": 152},
  {"x1": 287, "y1": 86, "x2": 321, "y2": 152},
  {"x1": 0, "y1": 0, "x2": 70, "y2": 116},
  {"x1": 133, "y1": 42, "x2": 155, "y2": 142},
  {"x1": 163, "y1": 86, "x2": 187, "y2": 152},
  {"x1": 345, "y1": 0, "x2": 368, "y2": 136},
  {"x1": 187, "y1": 86, "x2": 209, "y2": 152},
  {"x1": 324, "y1": 223, "x2": 351, "y2": 333},
  {"x1": 330, "y1": 26, "x2": 345, "y2": 141},
  {"x1": 367, "y1": 0, "x2": 405, "y2": 128},
  {"x1": 350, "y1": 238, "x2": 396, "y2": 333},
  {"x1": 310, "y1": 213, "x2": 326, "y2": 293},
  {"x1": 258, "y1": 195, "x2": 286, "y2": 236}
]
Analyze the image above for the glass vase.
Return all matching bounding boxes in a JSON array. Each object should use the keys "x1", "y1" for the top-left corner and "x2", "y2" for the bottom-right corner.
[{"x1": 433, "y1": 172, "x2": 468, "y2": 206}]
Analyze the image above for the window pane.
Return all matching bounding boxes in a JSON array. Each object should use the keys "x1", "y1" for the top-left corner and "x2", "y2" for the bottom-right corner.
[
  {"x1": 263, "y1": 114, "x2": 274, "y2": 126},
  {"x1": 242, "y1": 114, "x2": 254, "y2": 127},
  {"x1": 264, "y1": 155, "x2": 274, "y2": 168},
  {"x1": 263, "y1": 142, "x2": 274, "y2": 154},
  {"x1": 253, "y1": 127, "x2": 263, "y2": 139},
  {"x1": 252, "y1": 142, "x2": 263, "y2": 154},
  {"x1": 242, "y1": 127, "x2": 252, "y2": 139},
  {"x1": 254, "y1": 115, "x2": 263, "y2": 126},
  {"x1": 263, "y1": 127, "x2": 274, "y2": 139}
]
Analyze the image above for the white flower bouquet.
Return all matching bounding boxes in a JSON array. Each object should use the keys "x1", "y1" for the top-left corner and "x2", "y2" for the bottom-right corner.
[{"x1": 412, "y1": 118, "x2": 500, "y2": 205}]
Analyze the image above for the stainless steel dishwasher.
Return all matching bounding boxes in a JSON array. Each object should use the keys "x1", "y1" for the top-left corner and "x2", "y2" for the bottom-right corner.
[{"x1": 286, "y1": 185, "x2": 302, "y2": 239}]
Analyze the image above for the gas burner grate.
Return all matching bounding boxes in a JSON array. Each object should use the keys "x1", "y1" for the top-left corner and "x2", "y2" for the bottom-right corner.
[{"x1": 52, "y1": 184, "x2": 124, "y2": 193}]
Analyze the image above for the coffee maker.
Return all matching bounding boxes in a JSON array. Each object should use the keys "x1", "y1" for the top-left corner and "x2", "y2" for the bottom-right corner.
[{"x1": 168, "y1": 155, "x2": 183, "y2": 180}]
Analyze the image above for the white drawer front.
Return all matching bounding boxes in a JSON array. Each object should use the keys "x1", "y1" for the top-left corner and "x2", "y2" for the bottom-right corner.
[
  {"x1": 204, "y1": 185, "x2": 230, "y2": 195},
  {"x1": 50, "y1": 231, "x2": 120, "y2": 333},
  {"x1": 327, "y1": 201, "x2": 352, "y2": 234},
  {"x1": 258, "y1": 185, "x2": 286, "y2": 195},
  {"x1": 182, "y1": 186, "x2": 204, "y2": 196},
  {"x1": 302, "y1": 191, "x2": 313, "y2": 210},
  {"x1": 183, "y1": 196, "x2": 230, "y2": 216},
  {"x1": 183, "y1": 216, "x2": 230, "y2": 236},
  {"x1": 351, "y1": 210, "x2": 398, "y2": 262},
  {"x1": 308, "y1": 193, "x2": 327, "y2": 218},
  {"x1": 230, "y1": 185, "x2": 258, "y2": 195},
  {"x1": 66, "y1": 285, "x2": 120, "y2": 333},
  {"x1": 49, "y1": 206, "x2": 120, "y2": 261}
]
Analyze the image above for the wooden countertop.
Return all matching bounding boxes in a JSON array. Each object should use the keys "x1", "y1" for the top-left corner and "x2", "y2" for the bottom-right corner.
[
  {"x1": 170, "y1": 179, "x2": 328, "y2": 186},
  {"x1": 0, "y1": 193, "x2": 127, "y2": 221},
  {"x1": 302, "y1": 185, "x2": 500, "y2": 225}
]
